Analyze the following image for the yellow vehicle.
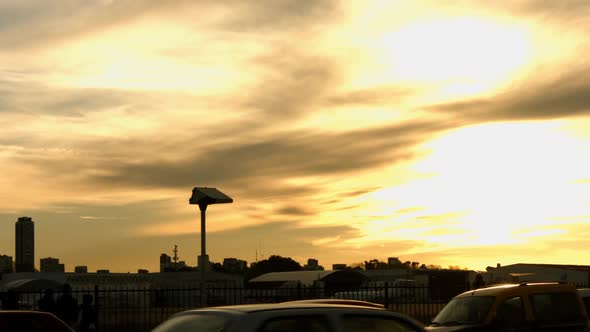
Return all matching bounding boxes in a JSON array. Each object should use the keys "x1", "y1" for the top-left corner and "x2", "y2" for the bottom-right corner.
[
  {"x1": 579, "y1": 289, "x2": 590, "y2": 317},
  {"x1": 426, "y1": 282, "x2": 589, "y2": 332}
]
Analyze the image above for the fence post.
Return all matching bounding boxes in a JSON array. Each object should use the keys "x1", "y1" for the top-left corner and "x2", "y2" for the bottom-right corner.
[
  {"x1": 384, "y1": 282, "x2": 389, "y2": 308},
  {"x1": 94, "y1": 285, "x2": 99, "y2": 331}
]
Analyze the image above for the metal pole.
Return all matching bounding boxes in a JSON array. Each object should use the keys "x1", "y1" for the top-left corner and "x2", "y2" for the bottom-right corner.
[{"x1": 199, "y1": 204, "x2": 207, "y2": 307}]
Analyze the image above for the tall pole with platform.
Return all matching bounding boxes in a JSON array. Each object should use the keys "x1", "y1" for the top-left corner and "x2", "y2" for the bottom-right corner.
[{"x1": 189, "y1": 187, "x2": 233, "y2": 307}]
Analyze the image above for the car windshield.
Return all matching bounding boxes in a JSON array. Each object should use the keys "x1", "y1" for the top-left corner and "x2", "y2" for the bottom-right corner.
[
  {"x1": 431, "y1": 296, "x2": 494, "y2": 325},
  {"x1": 152, "y1": 313, "x2": 230, "y2": 332}
]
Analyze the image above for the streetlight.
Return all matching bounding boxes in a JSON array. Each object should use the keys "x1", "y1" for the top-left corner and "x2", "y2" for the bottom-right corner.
[{"x1": 189, "y1": 187, "x2": 233, "y2": 306}]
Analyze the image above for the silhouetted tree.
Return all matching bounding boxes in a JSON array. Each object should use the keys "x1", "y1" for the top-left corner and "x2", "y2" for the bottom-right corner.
[
  {"x1": 364, "y1": 259, "x2": 389, "y2": 270},
  {"x1": 245, "y1": 255, "x2": 302, "y2": 281},
  {"x1": 211, "y1": 262, "x2": 224, "y2": 273},
  {"x1": 346, "y1": 262, "x2": 364, "y2": 270},
  {"x1": 411, "y1": 262, "x2": 420, "y2": 269},
  {"x1": 448, "y1": 265, "x2": 468, "y2": 270},
  {"x1": 402, "y1": 261, "x2": 412, "y2": 269},
  {"x1": 387, "y1": 257, "x2": 403, "y2": 268},
  {"x1": 419, "y1": 264, "x2": 428, "y2": 270}
]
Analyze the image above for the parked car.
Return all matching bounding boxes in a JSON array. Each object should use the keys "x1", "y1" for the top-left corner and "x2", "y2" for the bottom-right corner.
[
  {"x1": 0, "y1": 310, "x2": 75, "y2": 332},
  {"x1": 152, "y1": 301, "x2": 425, "y2": 332},
  {"x1": 426, "y1": 282, "x2": 589, "y2": 331}
]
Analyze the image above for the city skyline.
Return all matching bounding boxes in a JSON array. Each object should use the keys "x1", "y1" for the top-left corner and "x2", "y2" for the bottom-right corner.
[
  {"x1": 1, "y1": 1, "x2": 589, "y2": 273},
  {"x1": 1, "y1": 217, "x2": 454, "y2": 273}
]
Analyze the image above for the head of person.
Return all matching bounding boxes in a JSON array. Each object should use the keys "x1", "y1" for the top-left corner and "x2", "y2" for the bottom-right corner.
[
  {"x1": 44, "y1": 288, "x2": 54, "y2": 297},
  {"x1": 62, "y1": 283, "x2": 72, "y2": 295}
]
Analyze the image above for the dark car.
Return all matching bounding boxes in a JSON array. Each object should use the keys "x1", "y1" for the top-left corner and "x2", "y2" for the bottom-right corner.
[
  {"x1": 152, "y1": 301, "x2": 425, "y2": 332},
  {"x1": 426, "y1": 282, "x2": 589, "y2": 332},
  {"x1": 0, "y1": 310, "x2": 75, "y2": 332}
]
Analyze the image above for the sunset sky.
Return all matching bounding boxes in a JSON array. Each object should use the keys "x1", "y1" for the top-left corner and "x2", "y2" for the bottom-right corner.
[{"x1": 1, "y1": 0, "x2": 589, "y2": 273}]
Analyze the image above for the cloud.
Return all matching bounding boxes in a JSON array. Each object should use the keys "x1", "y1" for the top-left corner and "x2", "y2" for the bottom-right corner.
[
  {"x1": 0, "y1": 0, "x2": 340, "y2": 51},
  {"x1": 80, "y1": 215, "x2": 128, "y2": 221},
  {"x1": 510, "y1": 0, "x2": 590, "y2": 23},
  {"x1": 79, "y1": 120, "x2": 448, "y2": 191},
  {"x1": 275, "y1": 206, "x2": 314, "y2": 217},
  {"x1": 0, "y1": 78, "x2": 141, "y2": 117},
  {"x1": 243, "y1": 49, "x2": 339, "y2": 122},
  {"x1": 323, "y1": 86, "x2": 412, "y2": 106},
  {"x1": 212, "y1": 0, "x2": 341, "y2": 33},
  {"x1": 425, "y1": 63, "x2": 590, "y2": 122}
]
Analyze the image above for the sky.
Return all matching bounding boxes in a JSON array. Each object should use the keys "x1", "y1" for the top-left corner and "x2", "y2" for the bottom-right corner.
[{"x1": 1, "y1": 0, "x2": 589, "y2": 273}]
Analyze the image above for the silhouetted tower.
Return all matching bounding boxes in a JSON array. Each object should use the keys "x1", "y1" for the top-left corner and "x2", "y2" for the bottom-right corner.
[
  {"x1": 173, "y1": 245, "x2": 179, "y2": 270},
  {"x1": 15, "y1": 217, "x2": 35, "y2": 272}
]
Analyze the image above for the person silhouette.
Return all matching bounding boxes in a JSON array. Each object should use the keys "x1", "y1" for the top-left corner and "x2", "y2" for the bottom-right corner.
[
  {"x1": 2, "y1": 290, "x2": 19, "y2": 310},
  {"x1": 472, "y1": 273, "x2": 486, "y2": 289},
  {"x1": 79, "y1": 294, "x2": 97, "y2": 332},
  {"x1": 38, "y1": 288, "x2": 57, "y2": 315},
  {"x1": 56, "y1": 283, "x2": 78, "y2": 328}
]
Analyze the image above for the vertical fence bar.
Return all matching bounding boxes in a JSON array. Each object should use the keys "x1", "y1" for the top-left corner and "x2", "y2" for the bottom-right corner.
[
  {"x1": 93, "y1": 285, "x2": 99, "y2": 332},
  {"x1": 384, "y1": 282, "x2": 389, "y2": 308}
]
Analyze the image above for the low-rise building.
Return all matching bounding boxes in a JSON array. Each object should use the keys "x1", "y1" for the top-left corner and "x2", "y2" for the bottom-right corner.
[
  {"x1": 223, "y1": 258, "x2": 247, "y2": 273},
  {"x1": 483, "y1": 263, "x2": 590, "y2": 286},
  {"x1": 332, "y1": 264, "x2": 347, "y2": 270},
  {"x1": 303, "y1": 258, "x2": 324, "y2": 271},
  {"x1": 40, "y1": 257, "x2": 65, "y2": 273},
  {"x1": 160, "y1": 254, "x2": 172, "y2": 272},
  {"x1": 0, "y1": 255, "x2": 13, "y2": 274},
  {"x1": 75, "y1": 266, "x2": 88, "y2": 273}
]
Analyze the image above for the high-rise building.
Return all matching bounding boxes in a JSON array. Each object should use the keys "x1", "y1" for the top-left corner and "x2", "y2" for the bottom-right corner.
[
  {"x1": 75, "y1": 265, "x2": 88, "y2": 273},
  {"x1": 0, "y1": 255, "x2": 13, "y2": 273},
  {"x1": 15, "y1": 216, "x2": 35, "y2": 272},
  {"x1": 40, "y1": 257, "x2": 65, "y2": 273}
]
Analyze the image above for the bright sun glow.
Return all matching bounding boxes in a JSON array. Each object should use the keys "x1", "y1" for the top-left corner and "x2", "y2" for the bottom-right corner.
[
  {"x1": 348, "y1": 121, "x2": 590, "y2": 249},
  {"x1": 378, "y1": 17, "x2": 531, "y2": 99}
]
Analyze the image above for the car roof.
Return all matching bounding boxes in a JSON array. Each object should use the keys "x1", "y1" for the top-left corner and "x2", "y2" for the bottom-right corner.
[
  {"x1": 0, "y1": 310, "x2": 56, "y2": 316},
  {"x1": 179, "y1": 302, "x2": 387, "y2": 315},
  {"x1": 283, "y1": 299, "x2": 385, "y2": 308},
  {"x1": 455, "y1": 282, "x2": 578, "y2": 298}
]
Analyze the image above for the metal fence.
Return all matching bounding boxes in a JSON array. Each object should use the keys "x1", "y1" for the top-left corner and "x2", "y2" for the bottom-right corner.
[
  {"x1": 7, "y1": 284, "x2": 460, "y2": 331},
  {"x1": 8, "y1": 282, "x2": 590, "y2": 332}
]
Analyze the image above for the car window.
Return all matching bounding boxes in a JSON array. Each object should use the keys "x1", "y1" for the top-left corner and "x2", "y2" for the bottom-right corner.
[
  {"x1": 259, "y1": 315, "x2": 330, "y2": 332},
  {"x1": 431, "y1": 296, "x2": 495, "y2": 325},
  {"x1": 530, "y1": 292, "x2": 583, "y2": 324},
  {"x1": 341, "y1": 315, "x2": 420, "y2": 332},
  {"x1": 152, "y1": 314, "x2": 229, "y2": 332},
  {"x1": 497, "y1": 296, "x2": 524, "y2": 326}
]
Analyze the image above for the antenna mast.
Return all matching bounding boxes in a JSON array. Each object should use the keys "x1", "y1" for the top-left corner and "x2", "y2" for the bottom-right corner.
[{"x1": 173, "y1": 244, "x2": 179, "y2": 269}]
